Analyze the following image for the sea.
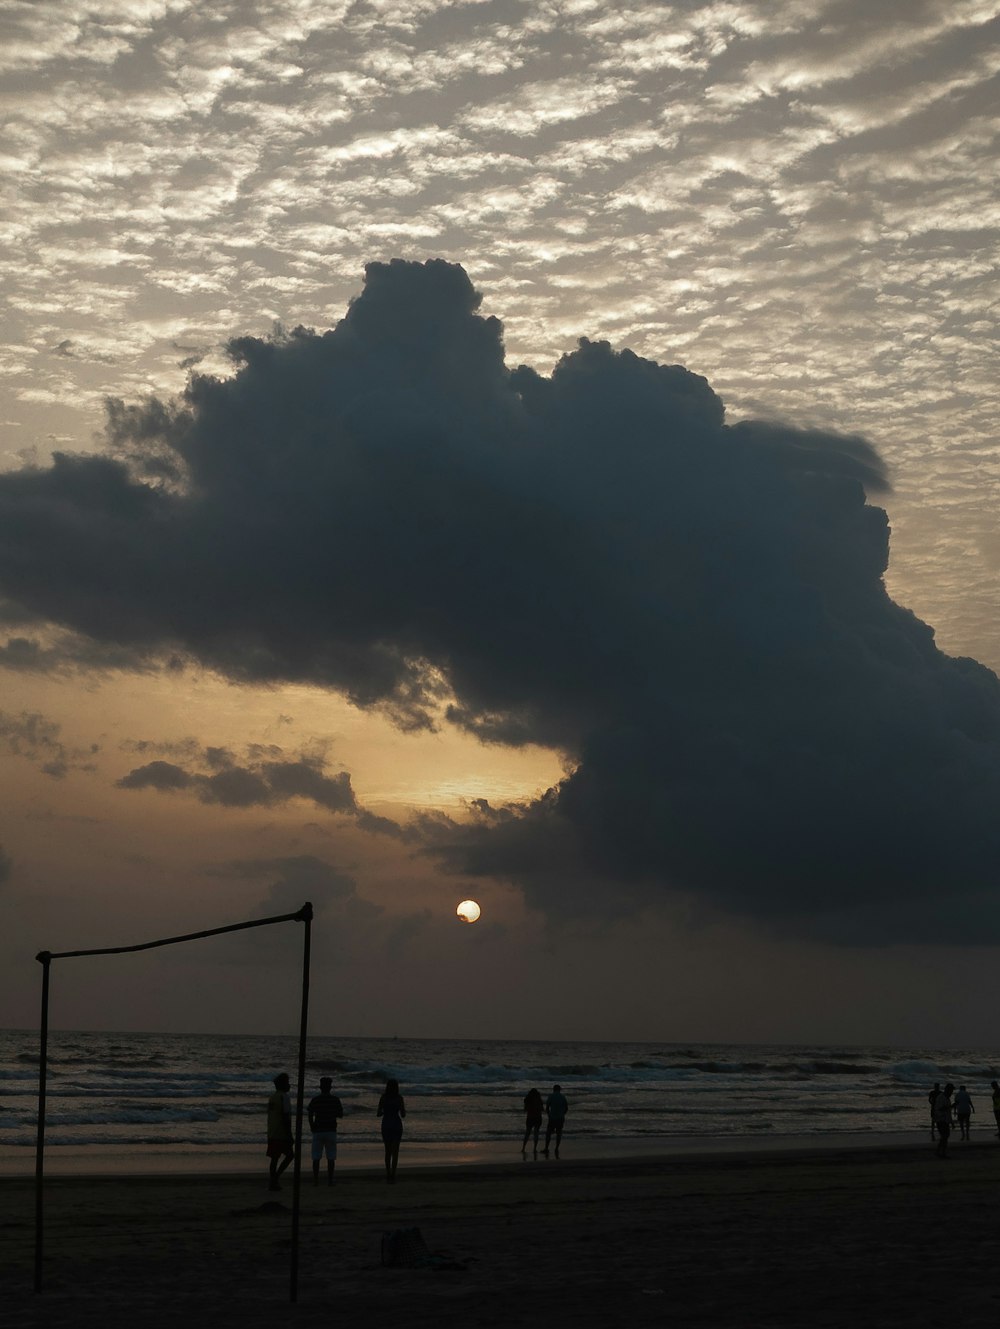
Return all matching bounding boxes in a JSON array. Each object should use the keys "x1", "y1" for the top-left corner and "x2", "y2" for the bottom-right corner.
[{"x1": 1, "y1": 1029, "x2": 996, "y2": 1172}]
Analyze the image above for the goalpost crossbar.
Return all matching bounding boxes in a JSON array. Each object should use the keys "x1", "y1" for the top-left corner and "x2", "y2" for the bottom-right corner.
[{"x1": 33, "y1": 901, "x2": 314, "y2": 1303}]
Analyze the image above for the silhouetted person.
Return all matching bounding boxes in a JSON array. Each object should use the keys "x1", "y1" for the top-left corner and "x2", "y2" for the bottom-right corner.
[
  {"x1": 933, "y1": 1082, "x2": 955, "y2": 1158},
  {"x1": 991, "y1": 1080, "x2": 1000, "y2": 1136},
  {"x1": 521, "y1": 1087, "x2": 543, "y2": 1156},
  {"x1": 954, "y1": 1085, "x2": 974, "y2": 1140},
  {"x1": 928, "y1": 1082, "x2": 941, "y2": 1140},
  {"x1": 377, "y1": 1077, "x2": 406, "y2": 1184},
  {"x1": 308, "y1": 1075, "x2": 344, "y2": 1185},
  {"x1": 267, "y1": 1071, "x2": 294, "y2": 1191},
  {"x1": 543, "y1": 1083, "x2": 568, "y2": 1158}
]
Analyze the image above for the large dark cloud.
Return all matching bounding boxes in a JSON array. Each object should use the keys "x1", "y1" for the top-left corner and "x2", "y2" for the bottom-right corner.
[{"x1": 1, "y1": 258, "x2": 999, "y2": 942}]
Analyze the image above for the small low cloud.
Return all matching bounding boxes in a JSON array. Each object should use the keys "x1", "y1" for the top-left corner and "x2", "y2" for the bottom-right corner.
[
  {"x1": 206, "y1": 854, "x2": 431, "y2": 960},
  {"x1": 216, "y1": 854, "x2": 361, "y2": 914},
  {"x1": 0, "y1": 709, "x2": 99, "y2": 778},
  {"x1": 116, "y1": 740, "x2": 404, "y2": 833}
]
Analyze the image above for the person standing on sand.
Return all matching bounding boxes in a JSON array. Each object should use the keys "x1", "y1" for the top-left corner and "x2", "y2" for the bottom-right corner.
[
  {"x1": 308, "y1": 1076, "x2": 344, "y2": 1186},
  {"x1": 522, "y1": 1087, "x2": 544, "y2": 1156},
  {"x1": 991, "y1": 1080, "x2": 1000, "y2": 1136},
  {"x1": 933, "y1": 1082, "x2": 954, "y2": 1158},
  {"x1": 543, "y1": 1083, "x2": 569, "y2": 1159},
  {"x1": 928, "y1": 1082, "x2": 941, "y2": 1140},
  {"x1": 266, "y1": 1071, "x2": 295, "y2": 1191},
  {"x1": 953, "y1": 1085, "x2": 973, "y2": 1140},
  {"x1": 377, "y1": 1077, "x2": 406, "y2": 1184}
]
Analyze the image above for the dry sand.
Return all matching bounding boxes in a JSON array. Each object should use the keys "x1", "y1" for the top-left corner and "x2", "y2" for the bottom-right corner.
[{"x1": 4, "y1": 1140, "x2": 1000, "y2": 1328}]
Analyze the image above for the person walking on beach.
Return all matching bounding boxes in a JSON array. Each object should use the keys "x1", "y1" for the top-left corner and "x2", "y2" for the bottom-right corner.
[
  {"x1": 933, "y1": 1082, "x2": 955, "y2": 1158},
  {"x1": 377, "y1": 1077, "x2": 406, "y2": 1184},
  {"x1": 543, "y1": 1083, "x2": 569, "y2": 1159},
  {"x1": 991, "y1": 1081, "x2": 1000, "y2": 1137},
  {"x1": 308, "y1": 1076, "x2": 344, "y2": 1186},
  {"x1": 953, "y1": 1085, "x2": 974, "y2": 1140},
  {"x1": 522, "y1": 1087, "x2": 544, "y2": 1156},
  {"x1": 266, "y1": 1071, "x2": 295, "y2": 1191},
  {"x1": 928, "y1": 1082, "x2": 941, "y2": 1140}
]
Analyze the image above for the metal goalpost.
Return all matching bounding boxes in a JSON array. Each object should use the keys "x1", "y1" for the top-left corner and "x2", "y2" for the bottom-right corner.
[{"x1": 33, "y1": 900, "x2": 314, "y2": 1302}]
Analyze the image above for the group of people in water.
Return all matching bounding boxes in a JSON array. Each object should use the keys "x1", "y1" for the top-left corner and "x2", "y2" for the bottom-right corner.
[
  {"x1": 265, "y1": 1074, "x2": 570, "y2": 1187},
  {"x1": 926, "y1": 1080, "x2": 1000, "y2": 1158}
]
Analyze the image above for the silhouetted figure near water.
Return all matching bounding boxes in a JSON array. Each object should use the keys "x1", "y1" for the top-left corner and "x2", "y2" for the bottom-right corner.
[
  {"x1": 266, "y1": 1071, "x2": 295, "y2": 1191},
  {"x1": 521, "y1": 1087, "x2": 543, "y2": 1156},
  {"x1": 928, "y1": 1082, "x2": 941, "y2": 1140},
  {"x1": 377, "y1": 1077, "x2": 406, "y2": 1183},
  {"x1": 308, "y1": 1075, "x2": 344, "y2": 1185},
  {"x1": 933, "y1": 1083, "x2": 955, "y2": 1158},
  {"x1": 954, "y1": 1085, "x2": 973, "y2": 1140},
  {"x1": 543, "y1": 1084, "x2": 568, "y2": 1158},
  {"x1": 991, "y1": 1081, "x2": 1000, "y2": 1137}
]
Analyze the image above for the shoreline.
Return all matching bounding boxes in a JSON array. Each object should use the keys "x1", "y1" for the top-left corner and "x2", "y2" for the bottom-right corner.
[{"x1": 0, "y1": 1127, "x2": 985, "y2": 1177}]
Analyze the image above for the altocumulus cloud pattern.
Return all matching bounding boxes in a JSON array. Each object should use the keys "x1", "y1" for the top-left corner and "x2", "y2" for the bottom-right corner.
[{"x1": 1, "y1": 259, "x2": 998, "y2": 943}]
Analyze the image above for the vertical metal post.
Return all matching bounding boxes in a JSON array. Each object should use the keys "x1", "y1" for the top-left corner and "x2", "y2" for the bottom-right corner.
[
  {"x1": 290, "y1": 901, "x2": 312, "y2": 1304},
  {"x1": 34, "y1": 951, "x2": 51, "y2": 1294}
]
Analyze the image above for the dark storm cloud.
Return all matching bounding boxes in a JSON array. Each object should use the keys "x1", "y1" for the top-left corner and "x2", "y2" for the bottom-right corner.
[
  {"x1": 2, "y1": 259, "x2": 999, "y2": 942},
  {"x1": 115, "y1": 741, "x2": 401, "y2": 831}
]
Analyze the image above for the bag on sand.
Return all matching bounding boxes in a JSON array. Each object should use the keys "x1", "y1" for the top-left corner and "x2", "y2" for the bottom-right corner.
[{"x1": 381, "y1": 1227, "x2": 430, "y2": 1268}]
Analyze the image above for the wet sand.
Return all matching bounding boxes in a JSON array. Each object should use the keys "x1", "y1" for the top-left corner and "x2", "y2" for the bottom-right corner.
[
  {"x1": 4, "y1": 1138, "x2": 999, "y2": 1328},
  {"x1": 0, "y1": 1129, "x2": 923, "y2": 1177}
]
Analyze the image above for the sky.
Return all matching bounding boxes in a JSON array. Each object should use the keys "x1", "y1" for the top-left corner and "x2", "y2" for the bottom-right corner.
[{"x1": 1, "y1": 0, "x2": 999, "y2": 1046}]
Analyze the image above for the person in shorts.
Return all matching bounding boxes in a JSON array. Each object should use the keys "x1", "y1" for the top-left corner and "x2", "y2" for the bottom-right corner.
[
  {"x1": 308, "y1": 1075, "x2": 344, "y2": 1185},
  {"x1": 266, "y1": 1071, "x2": 295, "y2": 1191}
]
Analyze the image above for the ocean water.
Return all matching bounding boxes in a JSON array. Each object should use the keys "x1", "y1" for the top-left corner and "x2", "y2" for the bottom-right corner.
[{"x1": 2, "y1": 1029, "x2": 998, "y2": 1160}]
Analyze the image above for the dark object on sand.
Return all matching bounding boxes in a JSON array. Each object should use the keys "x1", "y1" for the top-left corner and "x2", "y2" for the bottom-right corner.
[
  {"x1": 380, "y1": 1228, "x2": 468, "y2": 1271},
  {"x1": 381, "y1": 1227, "x2": 430, "y2": 1267}
]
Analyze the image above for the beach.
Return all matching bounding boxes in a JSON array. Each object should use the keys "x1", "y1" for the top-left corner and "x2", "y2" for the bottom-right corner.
[{"x1": 5, "y1": 1138, "x2": 1000, "y2": 1328}]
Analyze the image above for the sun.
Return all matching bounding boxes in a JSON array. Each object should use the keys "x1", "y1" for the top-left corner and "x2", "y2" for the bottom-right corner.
[{"x1": 456, "y1": 899, "x2": 481, "y2": 923}]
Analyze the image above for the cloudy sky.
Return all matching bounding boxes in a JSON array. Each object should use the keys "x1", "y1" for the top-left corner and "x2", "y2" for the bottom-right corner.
[{"x1": 2, "y1": 0, "x2": 999, "y2": 1045}]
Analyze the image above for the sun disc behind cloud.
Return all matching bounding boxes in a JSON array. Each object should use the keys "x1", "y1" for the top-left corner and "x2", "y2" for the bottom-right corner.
[{"x1": 456, "y1": 899, "x2": 481, "y2": 923}]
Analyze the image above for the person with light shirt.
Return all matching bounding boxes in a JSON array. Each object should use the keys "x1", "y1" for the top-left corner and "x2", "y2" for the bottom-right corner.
[{"x1": 953, "y1": 1085, "x2": 974, "y2": 1140}]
